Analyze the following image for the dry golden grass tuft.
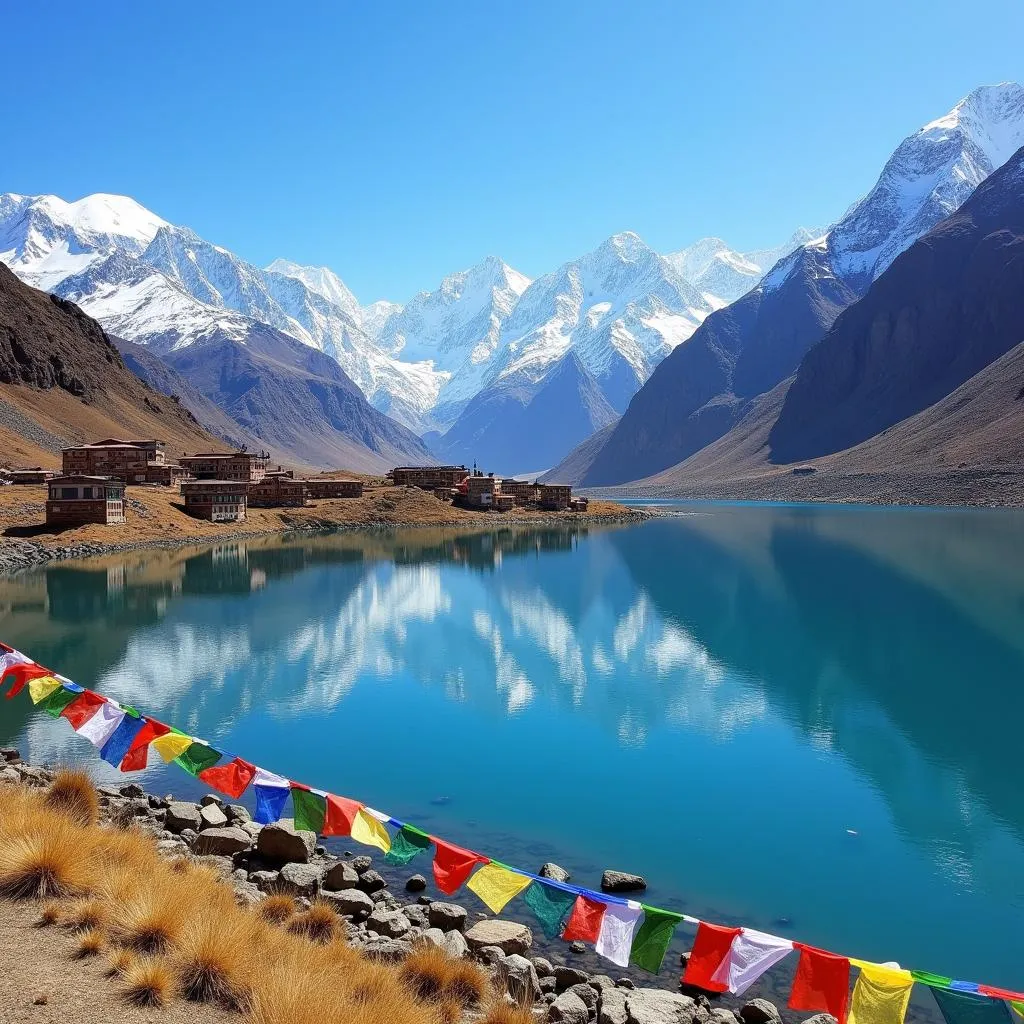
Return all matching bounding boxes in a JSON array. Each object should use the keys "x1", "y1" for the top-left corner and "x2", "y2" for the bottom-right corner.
[
  {"x1": 43, "y1": 768, "x2": 99, "y2": 827},
  {"x1": 64, "y1": 896, "x2": 107, "y2": 932},
  {"x1": 0, "y1": 815, "x2": 92, "y2": 898},
  {"x1": 401, "y1": 943, "x2": 491, "y2": 1009},
  {"x1": 173, "y1": 913, "x2": 256, "y2": 1008},
  {"x1": 107, "y1": 946, "x2": 138, "y2": 978},
  {"x1": 122, "y1": 956, "x2": 176, "y2": 1008},
  {"x1": 257, "y1": 892, "x2": 296, "y2": 925},
  {"x1": 74, "y1": 926, "x2": 106, "y2": 958},
  {"x1": 106, "y1": 874, "x2": 190, "y2": 954},
  {"x1": 36, "y1": 899, "x2": 62, "y2": 926},
  {"x1": 286, "y1": 898, "x2": 340, "y2": 944},
  {"x1": 479, "y1": 1003, "x2": 538, "y2": 1024},
  {"x1": 444, "y1": 958, "x2": 490, "y2": 1009}
]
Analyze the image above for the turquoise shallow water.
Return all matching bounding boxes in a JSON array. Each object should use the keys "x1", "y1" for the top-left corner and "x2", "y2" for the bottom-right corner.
[{"x1": 1, "y1": 504, "x2": 1023, "y2": 994}]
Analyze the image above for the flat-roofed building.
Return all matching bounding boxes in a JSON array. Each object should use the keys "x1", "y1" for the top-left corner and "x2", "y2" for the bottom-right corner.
[
  {"x1": 390, "y1": 465, "x2": 468, "y2": 489},
  {"x1": 179, "y1": 451, "x2": 269, "y2": 483},
  {"x1": 304, "y1": 479, "x2": 363, "y2": 499},
  {"x1": 62, "y1": 439, "x2": 183, "y2": 484},
  {"x1": 536, "y1": 483, "x2": 572, "y2": 510},
  {"x1": 248, "y1": 476, "x2": 308, "y2": 508},
  {"x1": 500, "y1": 479, "x2": 539, "y2": 506},
  {"x1": 10, "y1": 468, "x2": 57, "y2": 484},
  {"x1": 180, "y1": 480, "x2": 248, "y2": 522},
  {"x1": 46, "y1": 475, "x2": 126, "y2": 526}
]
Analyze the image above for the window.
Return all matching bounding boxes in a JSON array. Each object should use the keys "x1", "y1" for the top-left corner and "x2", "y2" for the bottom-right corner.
[{"x1": 60, "y1": 487, "x2": 78, "y2": 499}]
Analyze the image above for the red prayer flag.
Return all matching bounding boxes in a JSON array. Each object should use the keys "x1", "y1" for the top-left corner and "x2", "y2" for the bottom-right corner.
[
  {"x1": 979, "y1": 986, "x2": 1024, "y2": 1001},
  {"x1": 432, "y1": 839, "x2": 488, "y2": 895},
  {"x1": 683, "y1": 922, "x2": 741, "y2": 992},
  {"x1": 61, "y1": 690, "x2": 107, "y2": 730},
  {"x1": 561, "y1": 895, "x2": 607, "y2": 944},
  {"x1": 198, "y1": 756, "x2": 256, "y2": 799},
  {"x1": 3, "y1": 663, "x2": 51, "y2": 699},
  {"x1": 788, "y1": 944, "x2": 851, "y2": 1024},
  {"x1": 323, "y1": 794, "x2": 363, "y2": 836},
  {"x1": 119, "y1": 719, "x2": 171, "y2": 772}
]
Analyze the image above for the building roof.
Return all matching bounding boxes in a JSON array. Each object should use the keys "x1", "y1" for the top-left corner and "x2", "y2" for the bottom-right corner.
[
  {"x1": 49, "y1": 474, "x2": 124, "y2": 485},
  {"x1": 181, "y1": 479, "x2": 250, "y2": 486}
]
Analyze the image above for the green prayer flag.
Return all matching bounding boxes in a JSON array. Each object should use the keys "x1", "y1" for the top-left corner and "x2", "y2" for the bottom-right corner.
[
  {"x1": 291, "y1": 788, "x2": 326, "y2": 834},
  {"x1": 175, "y1": 742, "x2": 221, "y2": 776},
  {"x1": 913, "y1": 971, "x2": 954, "y2": 989},
  {"x1": 522, "y1": 881, "x2": 576, "y2": 939},
  {"x1": 385, "y1": 825, "x2": 431, "y2": 865},
  {"x1": 1009, "y1": 1002, "x2": 1024, "y2": 1020},
  {"x1": 39, "y1": 686, "x2": 80, "y2": 718},
  {"x1": 629, "y1": 905, "x2": 683, "y2": 973},
  {"x1": 933, "y1": 989, "x2": 1012, "y2": 1024}
]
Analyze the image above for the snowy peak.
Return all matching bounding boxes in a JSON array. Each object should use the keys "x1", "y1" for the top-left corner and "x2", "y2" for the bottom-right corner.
[
  {"x1": 921, "y1": 82, "x2": 1024, "y2": 166},
  {"x1": 265, "y1": 258, "x2": 362, "y2": 319}
]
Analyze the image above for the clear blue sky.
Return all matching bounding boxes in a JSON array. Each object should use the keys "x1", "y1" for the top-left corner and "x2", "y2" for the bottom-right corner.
[{"x1": 6, "y1": 0, "x2": 1023, "y2": 303}]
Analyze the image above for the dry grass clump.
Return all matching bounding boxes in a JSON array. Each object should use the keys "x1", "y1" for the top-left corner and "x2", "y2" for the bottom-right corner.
[
  {"x1": 65, "y1": 897, "x2": 107, "y2": 932},
  {"x1": 107, "y1": 947, "x2": 138, "y2": 977},
  {"x1": 286, "y1": 898, "x2": 340, "y2": 944},
  {"x1": 122, "y1": 956, "x2": 175, "y2": 1007},
  {"x1": 258, "y1": 892, "x2": 296, "y2": 925},
  {"x1": 106, "y1": 875, "x2": 189, "y2": 954},
  {"x1": 173, "y1": 914, "x2": 255, "y2": 1008},
  {"x1": 74, "y1": 927, "x2": 105, "y2": 958},
  {"x1": 401, "y1": 943, "x2": 490, "y2": 1008},
  {"x1": 43, "y1": 768, "x2": 99, "y2": 827},
  {"x1": 36, "y1": 900, "x2": 62, "y2": 926},
  {"x1": 445, "y1": 959, "x2": 490, "y2": 1009},
  {"x1": 479, "y1": 1004, "x2": 538, "y2": 1024},
  {"x1": 0, "y1": 816, "x2": 92, "y2": 898}
]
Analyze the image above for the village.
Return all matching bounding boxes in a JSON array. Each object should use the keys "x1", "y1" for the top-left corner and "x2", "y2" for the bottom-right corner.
[{"x1": 0, "y1": 439, "x2": 585, "y2": 529}]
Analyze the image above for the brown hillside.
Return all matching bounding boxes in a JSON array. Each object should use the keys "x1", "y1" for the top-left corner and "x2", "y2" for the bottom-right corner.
[{"x1": 0, "y1": 264, "x2": 227, "y2": 467}]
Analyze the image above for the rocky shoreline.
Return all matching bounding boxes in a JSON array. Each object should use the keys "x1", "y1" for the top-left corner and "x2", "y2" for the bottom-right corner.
[{"x1": 0, "y1": 750, "x2": 815, "y2": 1024}]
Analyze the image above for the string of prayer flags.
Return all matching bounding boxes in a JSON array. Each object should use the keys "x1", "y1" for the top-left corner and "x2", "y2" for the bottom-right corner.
[
  {"x1": 595, "y1": 901, "x2": 643, "y2": 968},
  {"x1": 120, "y1": 719, "x2": 171, "y2": 772},
  {"x1": 175, "y1": 740, "x2": 221, "y2": 777},
  {"x1": 523, "y1": 880, "x2": 577, "y2": 939},
  {"x1": 61, "y1": 690, "x2": 106, "y2": 730},
  {"x1": 291, "y1": 784, "x2": 327, "y2": 834},
  {"x1": 38, "y1": 682, "x2": 82, "y2": 719},
  {"x1": 562, "y1": 894, "x2": 607, "y2": 943},
  {"x1": 351, "y1": 808, "x2": 392, "y2": 853},
  {"x1": 788, "y1": 944, "x2": 852, "y2": 1024},
  {"x1": 252, "y1": 768, "x2": 291, "y2": 824},
  {"x1": 932, "y1": 987, "x2": 1013, "y2": 1024},
  {"x1": 848, "y1": 964, "x2": 915, "y2": 1024},
  {"x1": 76, "y1": 700, "x2": 126, "y2": 749},
  {"x1": 3, "y1": 662, "x2": 53, "y2": 699},
  {"x1": 467, "y1": 863, "x2": 533, "y2": 914},
  {"x1": 683, "y1": 922, "x2": 742, "y2": 992},
  {"x1": 386, "y1": 824, "x2": 432, "y2": 865},
  {"x1": 151, "y1": 730, "x2": 194, "y2": 763},
  {"x1": 432, "y1": 839, "x2": 487, "y2": 895},
  {"x1": 711, "y1": 928, "x2": 795, "y2": 995},
  {"x1": 99, "y1": 710, "x2": 147, "y2": 768},
  {"x1": 198, "y1": 756, "x2": 255, "y2": 799},
  {"x1": 629, "y1": 906, "x2": 684, "y2": 974},
  {"x1": 323, "y1": 795, "x2": 362, "y2": 836}
]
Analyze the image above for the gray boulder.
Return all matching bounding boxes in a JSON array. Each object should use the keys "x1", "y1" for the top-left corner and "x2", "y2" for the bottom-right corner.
[
  {"x1": 569, "y1": 983, "x2": 599, "y2": 1011},
  {"x1": 357, "y1": 869, "x2": 387, "y2": 894},
  {"x1": 801, "y1": 1016, "x2": 837, "y2": 1024},
  {"x1": 191, "y1": 826, "x2": 251, "y2": 856},
  {"x1": 465, "y1": 919, "x2": 533, "y2": 955},
  {"x1": 351, "y1": 855, "x2": 373, "y2": 873},
  {"x1": 324, "y1": 861, "x2": 359, "y2": 890},
  {"x1": 441, "y1": 929, "x2": 470, "y2": 960},
  {"x1": 233, "y1": 880, "x2": 262, "y2": 907},
  {"x1": 554, "y1": 966, "x2": 592, "y2": 991},
  {"x1": 199, "y1": 803, "x2": 229, "y2": 830},
  {"x1": 249, "y1": 869, "x2": 281, "y2": 892},
  {"x1": 428, "y1": 902, "x2": 468, "y2": 932},
  {"x1": 367, "y1": 908, "x2": 411, "y2": 938},
  {"x1": 499, "y1": 953, "x2": 541, "y2": 1003},
  {"x1": 600, "y1": 987, "x2": 629, "y2": 1024},
  {"x1": 405, "y1": 873, "x2": 428, "y2": 892},
  {"x1": 226, "y1": 803, "x2": 251, "y2": 824},
  {"x1": 591, "y1": 976, "x2": 617, "y2": 992},
  {"x1": 321, "y1": 888, "x2": 374, "y2": 917},
  {"x1": 625, "y1": 990, "x2": 698, "y2": 1024},
  {"x1": 362, "y1": 936, "x2": 412, "y2": 963},
  {"x1": 549, "y1": 991, "x2": 590, "y2": 1024},
  {"x1": 276, "y1": 861, "x2": 324, "y2": 898},
  {"x1": 419, "y1": 927, "x2": 447, "y2": 949},
  {"x1": 531, "y1": 956, "x2": 554, "y2": 977},
  {"x1": 539, "y1": 862, "x2": 572, "y2": 883},
  {"x1": 738, "y1": 1001, "x2": 781, "y2": 1024},
  {"x1": 200, "y1": 793, "x2": 223, "y2": 807},
  {"x1": 405, "y1": 904, "x2": 429, "y2": 928},
  {"x1": 601, "y1": 870, "x2": 647, "y2": 893},
  {"x1": 709, "y1": 1011, "x2": 742, "y2": 1024},
  {"x1": 256, "y1": 820, "x2": 316, "y2": 864},
  {"x1": 164, "y1": 801, "x2": 202, "y2": 833}
]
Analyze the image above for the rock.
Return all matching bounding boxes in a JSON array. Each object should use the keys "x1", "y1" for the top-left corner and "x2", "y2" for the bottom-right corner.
[
  {"x1": 465, "y1": 919, "x2": 533, "y2": 955},
  {"x1": 539, "y1": 862, "x2": 572, "y2": 883},
  {"x1": 248, "y1": 869, "x2": 281, "y2": 892},
  {"x1": 191, "y1": 826, "x2": 252, "y2": 856},
  {"x1": 226, "y1": 803, "x2": 251, "y2": 824},
  {"x1": 164, "y1": 801, "x2": 202, "y2": 833},
  {"x1": 239, "y1": 820, "x2": 262, "y2": 839},
  {"x1": 600, "y1": 871, "x2": 647, "y2": 894},
  {"x1": 276, "y1": 862, "x2": 324, "y2": 898},
  {"x1": 405, "y1": 873, "x2": 427, "y2": 892},
  {"x1": 499, "y1": 953, "x2": 541, "y2": 1003},
  {"x1": 321, "y1": 888, "x2": 375, "y2": 917},
  {"x1": 119, "y1": 783, "x2": 145, "y2": 798},
  {"x1": 233, "y1": 880, "x2": 262, "y2": 907},
  {"x1": 554, "y1": 967, "x2": 592, "y2": 992},
  {"x1": 155, "y1": 839, "x2": 188, "y2": 858},
  {"x1": 569, "y1": 984, "x2": 599, "y2": 1011},
  {"x1": 419, "y1": 927, "x2": 447, "y2": 949},
  {"x1": 624, "y1": 989, "x2": 698, "y2": 1024},
  {"x1": 616, "y1": 980, "x2": 636, "y2": 990},
  {"x1": 709, "y1": 1011, "x2": 742, "y2": 1024},
  {"x1": 0, "y1": 747, "x2": 21, "y2": 763},
  {"x1": 357, "y1": 869, "x2": 387, "y2": 894},
  {"x1": 192, "y1": 855, "x2": 235, "y2": 877},
  {"x1": 200, "y1": 793, "x2": 223, "y2": 807},
  {"x1": 428, "y1": 902, "x2": 468, "y2": 932},
  {"x1": 351, "y1": 855, "x2": 373, "y2": 873},
  {"x1": 441, "y1": 930, "x2": 470, "y2": 960},
  {"x1": 367, "y1": 908, "x2": 411, "y2": 938},
  {"x1": 180, "y1": 828, "x2": 198, "y2": 846},
  {"x1": 372, "y1": 890, "x2": 400, "y2": 909},
  {"x1": 532, "y1": 956, "x2": 554, "y2": 977},
  {"x1": 600, "y1": 987, "x2": 629, "y2": 1024},
  {"x1": 540, "y1": 977, "x2": 557, "y2": 995},
  {"x1": 570, "y1": 941, "x2": 587, "y2": 954},
  {"x1": 362, "y1": 937, "x2": 412, "y2": 963},
  {"x1": 801, "y1": 1016, "x2": 837, "y2": 1024},
  {"x1": 0, "y1": 766, "x2": 20, "y2": 784},
  {"x1": 590, "y1": 976, "x2": 617, "y2": 992},
  {"x1": 324, "y1": 861, "x2": 359, "y2": 890},
  {"x1": 549, "y1": 991, "x2": 591, "y2": 1024},
  {"x1": 738, "y1": 1001, "x2": 781, "y2": 1024},
  {"x1": 543, "y1": 993, "x2": 558, "y2": 1005},
  {"x1": 404, "y1": 905, "x2": 429, "y2": 928},
  {"x1": 256, "y1": 821, "x2": 316, "y2": 864},
  {"x1": 199, "y1": 803, "x2": 229, "y2": 830},
  {"x1": 476, "y1": 945, "x2": 506, "y2": 965}
]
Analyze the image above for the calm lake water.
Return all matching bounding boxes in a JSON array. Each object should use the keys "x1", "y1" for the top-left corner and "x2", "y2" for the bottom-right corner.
[{"x1": 1, "y1": 504, "x2": 1022, "y2": 997}]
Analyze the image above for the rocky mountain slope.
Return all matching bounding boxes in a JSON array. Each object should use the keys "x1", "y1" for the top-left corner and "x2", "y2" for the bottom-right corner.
[{"x1": 570, "y1": 82, "x2": 1024, "y2": 487}]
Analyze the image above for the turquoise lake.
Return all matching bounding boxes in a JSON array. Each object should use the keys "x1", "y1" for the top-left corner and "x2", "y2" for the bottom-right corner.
[{"x1": 1, "y1": 503, "x2": 1022, "y2": 996}]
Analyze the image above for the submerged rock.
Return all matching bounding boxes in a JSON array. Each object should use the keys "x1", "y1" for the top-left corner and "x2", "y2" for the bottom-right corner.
[
  {"x1": 600, "y1": 870, "x2": 647, "y2": 893},
  {"x1": 539, "y1": 862, "x2": 572, "y2": 883}
]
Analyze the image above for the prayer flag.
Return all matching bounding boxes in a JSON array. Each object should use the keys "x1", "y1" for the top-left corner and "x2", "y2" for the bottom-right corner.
[
  {"x1": 252, "y1": 768, "x2": 290, "y2": 824},
  {"x1": 151, "y1": 731, "x2": 194, "y2": 763},
  {"x1": 1010, "y1": 1003, "x2": 1024, "y2": 1020},
  {"x1": 789, "y1": 944, "x2": 851, "y2": 1024},
  {"x1": 932, "y1": 988, "x2": 1012, "y2": 1024},
  {"x1": 352, "y1": 808, "x2": 391, "y2": 853},
  {"x1": 39, "y1": 685, "x2": 81, "y2": 719},
  {"x1": 683, "y1": 922, "x2": 741, "y2": 993},
  {"x1": 3, "y1": 663, "x2": 52, "y2": 699},
  {"x1": 119, "y1": 719, "x2": 171, "y2": 771},
  {"x1": 467, "y1": 863, "x2": 532, "y2": 914},
  {"x1": 630, "y1": 906, "x2": 683, "y2": 973},
  {"x1": 76, "y1": 701, "x2": 126, "y2": 749},
  {"x1": 99, "y1": 713, "x2": 147, "y2": 767},
  {"x1": 291, "y1": 785, "x2": 327, "y2": 834},
  {"x1": 913, "y1": 972, "x2": 954, "y2": 989},
  {"x1": 980, "y1": 989, "x2": 1024, "y2": 1003},
  {"x1": 28, "y1": 675, "x2": 62, "y2": 704},
  {"x1": 61, "y1": 690, "x2": 106, "y2": 730},
  {"x1": 523, "y1": 881, "x2": 577, "y2": 939},
  {"x1": 433, "y1": 839, "x2": 488, "y2": 895},
  {"x1": 711, "y1": 928, "x2": 795, "y2": 995},
  {"x1": 595, "y1": 901, "x2": 643, "y2": 968},
  {"x1": 175, "y1": 741, "x2": 221, "y2": 777},
  {"x1": 385, "y1": 824, "x2": 432, "y2": 865},
  {"x1": 323, "y1": 794, "x2": 363, "y2": 836},
  {"x1": 0, "y1": 649, "x2": 31, "y2": 676},
  {"x1": 849, "y1": 964, "x2": 914, "y2": 1024},
  {"x1": 199, "y1": 757, "x2": 255, "y2": 799},
  {"x1": 562, "y1": 895, "x2": 607, "y2": 944}
]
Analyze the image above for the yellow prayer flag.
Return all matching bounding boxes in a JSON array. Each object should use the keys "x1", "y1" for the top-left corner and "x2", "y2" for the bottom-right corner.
[
  {"x1": 151, "y1": 733, "x2": 194, "y2": 763},
  {"x1": 28, "y1": 675, "x2": 63, "y2": 704},
  {"x1": 849, "y1": 964, "x2": 914, "y2": 1024},
  {"x1": 351, "y1": 808, "x2": 391, "y2": 853},
  {"x1": 466, "y1": 863, "x2": 532, "y2": 913}
]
